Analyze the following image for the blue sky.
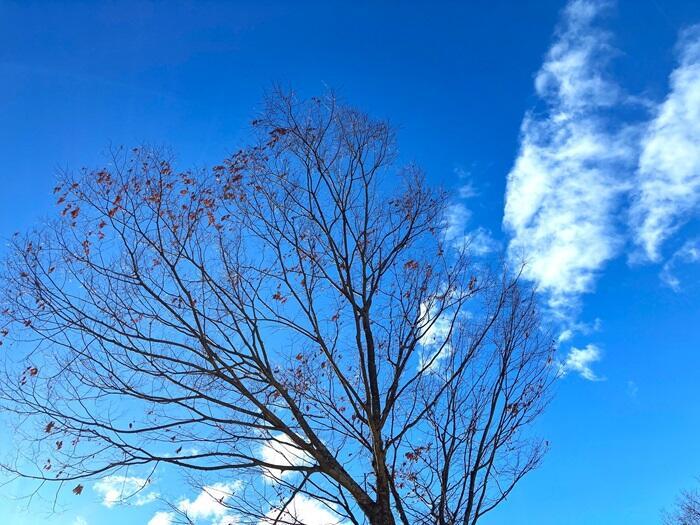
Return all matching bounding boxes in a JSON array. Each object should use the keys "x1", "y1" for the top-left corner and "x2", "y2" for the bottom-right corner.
[{"x1": 1, "y1": 1, "x2": 700, "y2": 524}]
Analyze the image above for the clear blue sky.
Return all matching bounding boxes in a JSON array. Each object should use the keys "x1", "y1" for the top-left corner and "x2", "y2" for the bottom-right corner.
[{"x1": 2, "y1": 1, "x2": 700, "y2": 524}]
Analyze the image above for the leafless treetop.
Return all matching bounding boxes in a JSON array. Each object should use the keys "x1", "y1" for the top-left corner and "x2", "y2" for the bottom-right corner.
[{"x1": 0, "y1": 91, "x2": 554, "y2": 525}]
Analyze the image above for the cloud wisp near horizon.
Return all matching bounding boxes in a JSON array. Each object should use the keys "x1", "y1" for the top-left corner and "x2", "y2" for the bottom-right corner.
[{"x1": 501, "y1": 0, "x2": 700, "y2": 380}]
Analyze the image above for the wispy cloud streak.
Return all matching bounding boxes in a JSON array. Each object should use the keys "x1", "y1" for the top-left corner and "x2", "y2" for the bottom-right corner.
[
  {"x1": 504, "y1": 0, "x2": 633, "y2": 315},
  {"x1": 177, "y1": 482, "x2": 240, "y2": 522},
  {"x1": 660, "y1": 238, "x2": 700, "y2": 291},
  {"x1": 631, "y1": 25, "x2": 700, "y2": 261},
  {"x1": 92, "y1": 475, "x2": 158, "y2": 508},
  {"x1": 559, "y1": 344, "x2": 603, "y2": 381}
]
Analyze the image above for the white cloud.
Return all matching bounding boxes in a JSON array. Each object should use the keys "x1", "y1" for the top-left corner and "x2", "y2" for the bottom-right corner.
[
  {"x1": 214, "y1": 515, "x2": 240, "y2": 525},
  {"x1": 416, "y1": 291, "x2": 468, "y2": 372},
  {"x1": 556, "y1": 317, "x2": 602, "y2": 345},
  {"x1": 259, "y1": 434, "x2": 314, "y2": 482},
  {"x1": 148, "y1": 512, "x2": 174, "y2": 525},
  {"x1": 442, "y1": 201, "x2": 498, "y2": 257},
  {"x1": 462, "y1": 227, "x2": 499, "y2": 256},
  {"x1": 660, "y1": 238, "x2": 700, "y2": 291},
  {"x1": 260, "y1": 494, "x2": 340, "y2": 525},
  {"x1": 443, "y1": 203, "x2": 471, "y2": 244},
  {"x1": 417, "y1": 301, "x2": 452, "y2": 349},
  {"x1": 558, "y1": 329, "x2": 574, "y2": 344},
  {"x1": 504, "y1": 0, "x2": 634, "y2": 312},
  {"x1": 631, "y1": 25, "x2": 700, "y2": 261},
  {"x1": 534, "y1": 0, "x2": 620, "y2": 109},
  {"x1": 459, "y1": 183, "x2": 478, "y2": 199},
  {"x1": 72, "y1": 517, "x2": 88, "y2": 525},
  {"x1": 559, "y1": 344, "x2": 603, "y2": 380},
  {"x1": 499, "y1": 2, "x2": 700, "y2": 381},
  {"x1": 177, "y1": 482, "x2": 240, "y2": 521},
  {"x1": 454, "y1": 166, "x2": 479, "y2": 199},
  {"x1": 92, "y1": 475, "x2": 158, "y2": 508}
]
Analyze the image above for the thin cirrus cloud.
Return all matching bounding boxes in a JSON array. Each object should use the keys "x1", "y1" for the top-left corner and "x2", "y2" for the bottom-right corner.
[
  {"x1": 558, "y1": 344, "x2": 603, "y2": 381},
  {"x1": 92, "y1": 475, "x2": 158, "y2": 508},
  {"x1": 148, "y1": 512, "x2": 175, "y2": 525},
  {"x1": 502, "y1": 0, "x2": 700, "y2": 379},
  {"x1": 176, "y1": 481, "x2": 240, "y2": 522},
  {"x1": 147, "y1": 480, "x2": 334, "y2": 525},
  {"x1": 143, "y1": 437, "x2": 316, "y2": 525},
  {"x1": 630, "y1": 25, "x2": 700, "y2": 262},
  {"x1": 443, "y1": 202, "x2": 472, "y2": 244},
  {"x1": 147, "y1": 482, "x2": 241, "y2": 525},
  {"x1": 503, "y1": 0, "x2": 633, "y2": 313},
  {"x1": 444, "y1": 201, "x2": 498, "y2": 256},
  {"x1": 417, "y1": 298, "x2": 454, "y2": 372},
  {"x1": 261, "y1": 494, "x2": 341, "y2": 525},
  {"x1": 259, "y1": 433, "x2": 314, "y2": 482},
  {"x1": 660, "y1": 238, "x2": 700, "y2": 291}
]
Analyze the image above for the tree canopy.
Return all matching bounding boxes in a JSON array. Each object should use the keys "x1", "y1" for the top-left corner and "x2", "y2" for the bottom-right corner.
[{"x1": 0, "y1": 92, "x2": 554, "y2": 525}]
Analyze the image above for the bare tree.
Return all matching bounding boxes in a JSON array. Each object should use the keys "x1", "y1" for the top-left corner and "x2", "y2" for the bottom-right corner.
[
  {"x1": 665, "y1": 485, "x2": 700, "y2": 525},
  {"x1": 0, "y1": 91, "x2": 554, "y2": 525}
]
